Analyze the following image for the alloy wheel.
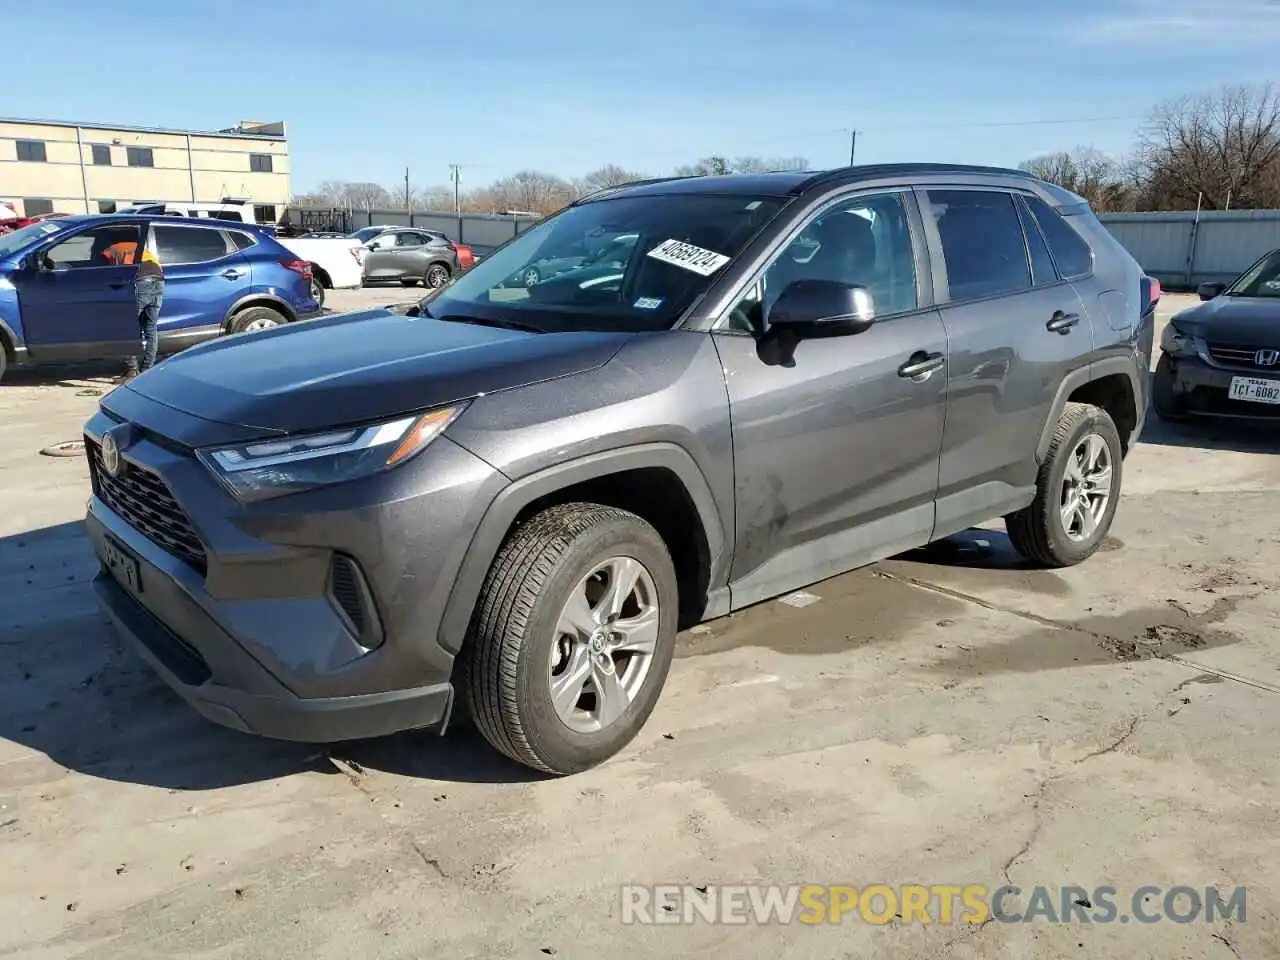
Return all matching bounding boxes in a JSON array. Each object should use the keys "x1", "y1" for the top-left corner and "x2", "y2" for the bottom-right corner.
[
  {"x1": 1060, "y1": 433, "x2": 1112, "y2": 542},
  {"x1": 548, "y1": 556, "x2": 660, "y2": 734}
]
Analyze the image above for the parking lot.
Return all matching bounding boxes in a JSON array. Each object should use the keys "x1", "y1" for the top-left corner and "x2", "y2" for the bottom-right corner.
[{"x1": 2, "y1": 290, "x2": 1278, "y2": 959}]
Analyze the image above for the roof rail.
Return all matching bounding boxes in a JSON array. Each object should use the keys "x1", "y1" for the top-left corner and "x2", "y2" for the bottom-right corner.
[{"x1": 792, "y1": 162, "x2": 1037, "y2": 194}]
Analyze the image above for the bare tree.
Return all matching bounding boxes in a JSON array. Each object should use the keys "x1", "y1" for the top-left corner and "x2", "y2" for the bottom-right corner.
[
  {"x1": 309, "y1": 180, "x2": 396, "y2": 210},
  {"x1": 576, "y1": 164, "x2": 647, "y2": 196},
  {"x1": 675, "y1": 156, "x2": 731, "y2": 177},
  {"x1": 467, "y1": 171, "x2": 575, "y2": 214},
  {"x1": 411, "y1": 185, "x2": 457, "y2": 212},
  {"x1": 729, "y1": 155, "x2": 810, "y2": 173},
  {"x1": 1019, "y1": 146, "x2": 1130, "y2": 211},
  {"x1": 1135, "y1": 82, "x2": 1280, "y2": 210}
]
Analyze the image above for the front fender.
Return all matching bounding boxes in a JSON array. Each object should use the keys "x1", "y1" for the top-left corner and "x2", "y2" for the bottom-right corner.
[{"x1": 435, "y1": 442, "x2": 729, "y2": 656}]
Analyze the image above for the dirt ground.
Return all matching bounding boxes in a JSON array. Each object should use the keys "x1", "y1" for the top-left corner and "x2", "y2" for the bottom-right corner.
[{"x1": 2, "y1": 292, "x2": 1279, "y2": 959}]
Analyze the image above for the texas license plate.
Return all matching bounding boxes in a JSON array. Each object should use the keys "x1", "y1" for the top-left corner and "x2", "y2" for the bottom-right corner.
[
  {"x1": 102, "y1": 534, "x2": 142, "y2": 594},
  {"x1": 1228, "y1": 376, "x2": 1280, "y2": 404}
]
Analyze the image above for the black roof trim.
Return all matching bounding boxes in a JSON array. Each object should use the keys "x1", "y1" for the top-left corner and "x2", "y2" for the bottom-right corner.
[{"x1": 792, "y1": 163, "x2": 1037, "y2": 194}]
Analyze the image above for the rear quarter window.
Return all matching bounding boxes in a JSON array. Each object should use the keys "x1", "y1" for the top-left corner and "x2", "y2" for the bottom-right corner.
[
  {"x1": 1025, "y1": 196, "x2": 1093, "y2": 279},
  {"x1": 153, "y1": 225, "x2": 233, "y2": 264}
]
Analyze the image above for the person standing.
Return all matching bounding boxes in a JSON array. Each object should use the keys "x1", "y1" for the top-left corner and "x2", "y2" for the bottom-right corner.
[{"x1": 121, "y1": 229, "x2": 164, "y2": 378}]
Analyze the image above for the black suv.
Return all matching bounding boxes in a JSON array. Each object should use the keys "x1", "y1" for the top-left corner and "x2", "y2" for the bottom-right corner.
[{"x1": 84, "y1": 164, "x2": 1157, "y2": 776}]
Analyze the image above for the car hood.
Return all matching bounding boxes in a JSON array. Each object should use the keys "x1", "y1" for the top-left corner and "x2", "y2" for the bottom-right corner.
[
  {"x1": 122, "y1": 308, "x2": 632, "y2": 435},
  {"x1": 1173, "y1": 295, "x2": 1280, "y2": 342}
]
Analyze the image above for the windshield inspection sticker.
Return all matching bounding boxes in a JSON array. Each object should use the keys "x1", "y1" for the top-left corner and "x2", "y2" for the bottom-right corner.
[
  {"x1": 633, "y1": 296, "x2": 664, "y2": 310},
  {"x1": 646, "y1": 238, "x2": 731, "y2": 276}
]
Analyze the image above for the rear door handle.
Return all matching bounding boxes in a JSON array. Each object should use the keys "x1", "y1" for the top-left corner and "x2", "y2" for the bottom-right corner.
[
  {"x1": 221, "y1": 269, "x2": 244, "y2": 280},
  {"x1": 1046, "y1": 311, "x2": 1080, "y2": 334},
  {"x1": 107, "y1": 281, "x2": 127, "y2": 290},
  {"x1": 898, "y1": 351, "x2": 946, "y2": 379}
]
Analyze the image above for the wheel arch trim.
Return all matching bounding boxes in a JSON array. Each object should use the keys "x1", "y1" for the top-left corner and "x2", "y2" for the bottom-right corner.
[
  {"x1": 436, "y1": 442, "x2": 727, "y2": 656},
  {"x1": 1036, "y1": 358, "x2": 1142, "y2": 462}
]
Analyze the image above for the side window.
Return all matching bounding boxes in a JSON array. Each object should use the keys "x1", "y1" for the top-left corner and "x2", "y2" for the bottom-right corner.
[
  {"x1": 46, "y1": 224, "x2": 141, "y2": 268},
  {"x1": 396, "y1": 231, "x2": 425, "y2": 247},
  {"x1": 927, "y1": 190, "x2": 1031, "y2": 302},
  {"x1": 153, "y1": 226, "x2": 232, "y2": 264},
  {"x1": 208, "y1": 209, "x2": 244, "y2": 222},
  {"x1": 725, "y1": 192, "x2": 918, "y2": 334},
  {"x1": 1015, "y1": 196, "x2": 1058, "y2": 286},
  {"x1": 1025, "y1": 196, "x2": 1093, "y2": 279},
  {"x1": 229, "y1": 231, "x2": 256, "y2": 251}
]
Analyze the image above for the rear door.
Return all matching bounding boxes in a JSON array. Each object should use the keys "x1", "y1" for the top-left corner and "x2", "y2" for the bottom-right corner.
[
  {"x1": 13, "y1": 221, "x2": 144, "y2": 360},
  {"x1": 149, "y1": 223, "x2": 251, "y2": 347},
  {"x1": 918, "y1": 187, "x2": 1093, "y2": 539}
]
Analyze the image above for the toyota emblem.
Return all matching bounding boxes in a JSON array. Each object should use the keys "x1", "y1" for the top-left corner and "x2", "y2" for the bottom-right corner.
[
  {"x1": 101, "y1": 430, "x2": 122, "y2": 478},
  {"x1": 1256, "y1": 348, "x2": 1280, "y2": 368}
]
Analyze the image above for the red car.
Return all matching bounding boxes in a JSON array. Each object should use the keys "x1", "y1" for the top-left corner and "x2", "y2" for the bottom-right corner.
[
  {"x1": 453, "y1": 242, "x2": 476, "y2": 271},
  {"x1": 0, "y1": 210, "x2": 69, "y2": 235}
]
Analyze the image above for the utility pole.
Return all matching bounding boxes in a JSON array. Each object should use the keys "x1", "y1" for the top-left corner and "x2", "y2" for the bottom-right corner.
[
  {"x1": 849, "y1": 129, "x2": 858, "y2": 166},
  {"x1": 404, "y1": 167, "x2": 411, "y2": 212},
  {"x1": 448, "y1": 164, "x2": 462, "y2": 214}
]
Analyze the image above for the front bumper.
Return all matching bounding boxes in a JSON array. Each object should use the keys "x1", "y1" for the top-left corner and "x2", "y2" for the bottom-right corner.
[
  {"x1": 83, "y1": 405, "x2": 508, "y2": 742},
  {"x1": 1161, "y1": 353, "x2": 1280, "y2": 420}
]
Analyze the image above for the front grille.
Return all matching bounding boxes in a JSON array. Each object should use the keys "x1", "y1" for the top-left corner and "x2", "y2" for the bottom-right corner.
[
  {"x1": 86, "y1": 438, "x2": 208, "y2": 575},
  {"x1": 1207, "y1": 342, "x2": 1280, "y2": 372}
]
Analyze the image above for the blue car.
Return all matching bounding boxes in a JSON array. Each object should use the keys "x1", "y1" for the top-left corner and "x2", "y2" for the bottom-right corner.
[{"x1": 0, "y1": 214, "x2": 321, "y2": 380}]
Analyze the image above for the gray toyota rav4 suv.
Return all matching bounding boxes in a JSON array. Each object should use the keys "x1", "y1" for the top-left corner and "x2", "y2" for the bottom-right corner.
[{"x1": 84, "y1": 164, "x2": 1157, "y2": 775}]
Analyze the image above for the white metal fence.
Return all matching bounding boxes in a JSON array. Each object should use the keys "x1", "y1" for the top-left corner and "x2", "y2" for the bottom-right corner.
[{"x1": 1097, "y1": 209, "x2": 1280, "y2": 289}]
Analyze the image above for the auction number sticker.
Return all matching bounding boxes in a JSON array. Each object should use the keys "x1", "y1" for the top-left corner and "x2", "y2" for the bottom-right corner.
[{"x1": 646, "y1": 238, "x2": 731, "y2": 276}]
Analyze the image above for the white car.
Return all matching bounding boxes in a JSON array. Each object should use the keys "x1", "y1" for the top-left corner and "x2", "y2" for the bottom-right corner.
[{"x1": 276, "y1": 235, "x2": 365, "y2": 307}]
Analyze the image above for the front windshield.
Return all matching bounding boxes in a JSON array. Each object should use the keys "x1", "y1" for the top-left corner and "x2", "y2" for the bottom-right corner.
[
  {"x1": 427, "y1": 193, "x2": 787, "y2": 332},
  {"x1": 1228, "y1": 250, "x2": 1280, "y2": 298},
  {"x1": 0, "y1": 220, "x2": 70, "y2": 259}
]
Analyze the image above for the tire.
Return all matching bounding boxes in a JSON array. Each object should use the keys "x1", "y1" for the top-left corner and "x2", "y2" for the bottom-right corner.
[
  {"x1": 1151, "y1": 354, "x2": 1186, "y2": 422},
  {"x1": 228, "y1": 306, "x2": 287, "y2": 335},
  {"x1": 0, "y1": 343, "x2": 7, "y2": 384},
  {"x1": 424, "y1": 262, "x2": 452, "y2": 289},
  {"x1": 522, "y1": 266, "x2": 541, "y2": 287},
  {"x1": 460, "y1": 502, "x2": 679, "y2": 776},
  {"x1": 309, "y1": 276, "x2": 326, "y2": 308},
  {"x1": 1005, "y1": 402, "x2": 1123, "y2": 568}
]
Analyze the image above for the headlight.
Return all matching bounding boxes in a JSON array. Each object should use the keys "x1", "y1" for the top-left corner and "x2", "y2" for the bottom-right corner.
[
  {"x1": 1160, "y1": 324, "x2": 1198, "y2": 357},
  {"x1": 198, "y1": 404, "x2": 467, "y2": 502}
]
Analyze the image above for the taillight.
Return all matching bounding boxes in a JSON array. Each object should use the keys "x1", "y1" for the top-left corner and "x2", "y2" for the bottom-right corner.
[
  {"x1": 349, "y1": 246, "x2": 364, "y2": 263},
  {"x1": 281, "y1": 258, "x2": 312, "y2": 279},
  {"x1": 1141, "y1": 275, "x2": 1161, "y2": 314}
]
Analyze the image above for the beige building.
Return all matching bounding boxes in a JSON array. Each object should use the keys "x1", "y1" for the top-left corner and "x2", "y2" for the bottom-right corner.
[{"x1": 0, "y1": 117, "x2": 291, "y2": 222}]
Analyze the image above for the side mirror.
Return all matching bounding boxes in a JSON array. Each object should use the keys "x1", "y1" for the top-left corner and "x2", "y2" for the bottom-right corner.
[
  {"x1": 1197, "y1": 281, "x2": 1227, "y2": 301},
  {"x1": 768, "y1": 279, "x2": 876, "y2": 334}
]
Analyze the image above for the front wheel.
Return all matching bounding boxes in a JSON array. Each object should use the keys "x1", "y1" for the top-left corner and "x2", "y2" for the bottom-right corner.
[
  {"x1": 1005, "y1": 402, "x2": 1123, "y2": 568},
  {"x1": 1151, "y1": 354, "x2": 1186, "y2": 422},
  {"x1": 522, "y1": 266, "x2": 541, "y2": 287},
  {"x1": 460, "y1": 503, "x2": 679, "y2": 776}
]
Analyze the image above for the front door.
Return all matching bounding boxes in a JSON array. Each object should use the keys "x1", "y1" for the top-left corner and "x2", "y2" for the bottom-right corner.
[
  {"x1": 149, "y1": 223, "x2": 251, "y2": 350},
  {"x1": 711, "y1": 189, "x2": 949, "y2": 609},
  {"x1": 14, "y1": 221, "x2": 144, "y2": 361},
  {"x1": 917, "y1": 188, "x2": 1094, "y2": 538}
]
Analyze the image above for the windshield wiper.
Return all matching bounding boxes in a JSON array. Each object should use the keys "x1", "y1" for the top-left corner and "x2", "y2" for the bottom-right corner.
[{"x1": 435, "y1": 313, "x2": 545, "y2": 334}]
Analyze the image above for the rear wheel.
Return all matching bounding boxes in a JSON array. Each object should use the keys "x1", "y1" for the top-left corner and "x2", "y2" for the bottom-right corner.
[
  {"x1": 460, "y1": 503, "x2": 678, "y2": 776},
  {"x1": 425, "y1": 262, "x2": 452, "y2": 289},
  {"x1": 0, "y1": 343, "x2": 7, "y2": 383},
  {"x1": 309, "y1": 276, "x2": 326, "y2": 308},
  {"x1": 228, "y1": 306, "x2": 287, "y2": 335},
  {"x1": 1006, "y1": 402, "x2": 1123, "y2": 568},
  {"x1": 522, "y1": 266, "x2": 541, "y2": 287}
]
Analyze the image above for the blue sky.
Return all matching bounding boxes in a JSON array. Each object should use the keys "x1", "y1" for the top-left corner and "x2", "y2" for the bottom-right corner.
[{"x1": 8, "y1": 0, "x2": 1280, "y2": 193}]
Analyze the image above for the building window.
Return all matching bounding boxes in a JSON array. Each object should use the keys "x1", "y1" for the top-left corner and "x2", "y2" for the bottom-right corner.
[
  {"x1": 254, "y1": 204, "x2": 278, "y2": 224},
  {"x1": 98, "y1": 200, "x2": 118, "y2": 214},
  {"x1": 17, "y1": 140, "x2": 47, "y2": 163},
  {"x1": 127, "y1": 147, "x2": 155, "y2": 167},
  {"x1": 23, "y1": 199, "x2": 55, "y2": 216},
  {"x1": 249, "y1": 153, "x2": 274, "y2": 173},
  {"x1": 92, "y1": 144, "x2": 112, "y2": 166}
]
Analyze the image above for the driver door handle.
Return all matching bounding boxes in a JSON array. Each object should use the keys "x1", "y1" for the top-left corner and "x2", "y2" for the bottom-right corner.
[
  {"x1": 1046, "y1": 311, "x2": 1080, "y2": 334},
  {"x1": 898, "y1": 351, "x2": 946, "y2": 379},
  {"x1": 107, "y1": 281, "x2": 127, "y2": 290}
]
